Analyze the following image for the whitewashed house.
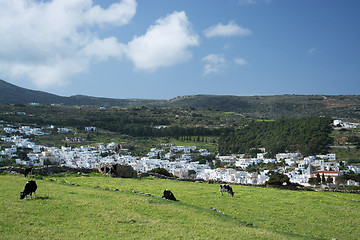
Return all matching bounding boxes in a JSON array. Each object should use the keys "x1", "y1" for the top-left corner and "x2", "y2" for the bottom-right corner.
[
  {"x1": 347, "y1": 180, "x2": 360, "y2": 186},
  {"x1": 58, "y1": 128, "x2": 71, "y2": 133},
  {"x1": 347, "y1": 165, "x2": 360, "y2": 174},
  {"x1": 235, "y1": 158, "x2": 252, "y2": 169},
  {"x1": 199, "y1": 149, "x2": 210, "y2": 156},
  {"x1": 218, "y1": 156, "x2": 237, "y2": 165},
  {"x1": 276, "y1": 153, "x2": 301, "y2": 162},
  {"x1": 85, "y1": 127, "x2": 97, "y2": 131}
]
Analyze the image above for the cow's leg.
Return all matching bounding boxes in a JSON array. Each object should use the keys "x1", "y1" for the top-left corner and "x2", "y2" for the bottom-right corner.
[{"x1": 33, "y1": 192, "x2": 36, "y2": 199}]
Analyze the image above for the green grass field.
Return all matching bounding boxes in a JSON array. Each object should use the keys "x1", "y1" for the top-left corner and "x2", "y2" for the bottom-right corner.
[{"x1": 1, "y1": 174, "x2": 359, "y2": 239}]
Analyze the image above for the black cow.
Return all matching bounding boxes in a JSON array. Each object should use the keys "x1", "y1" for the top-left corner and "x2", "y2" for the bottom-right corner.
[
  {"x1": 24, "y1": 167, "x2": 32, "y2": 178},
  {"x1": 20, "y1": 180, "x2": 37, "y2": 200},
  {"x1": 162, "y1": 189, "x2": 177, "y2": 201},
  {"x1": 220, "y1": 184, "x2": 234, "y2": 197}
]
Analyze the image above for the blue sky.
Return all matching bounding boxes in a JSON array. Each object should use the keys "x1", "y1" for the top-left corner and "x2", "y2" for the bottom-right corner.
[{"x1": 0, "y1": 0, "x2": 359, "y2": 99}]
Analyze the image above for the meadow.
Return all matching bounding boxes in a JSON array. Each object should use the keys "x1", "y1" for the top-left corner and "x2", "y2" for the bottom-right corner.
[{"x1": 0, "y1": 174, "x2": 359, "y2": 240}]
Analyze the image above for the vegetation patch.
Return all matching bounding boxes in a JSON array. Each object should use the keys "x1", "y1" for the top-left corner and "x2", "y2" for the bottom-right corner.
[
  {"x1": 218, "y1": 117, "x2": 333, "y2": 156},
  {"x1": 1, "y1": 174, "x2": 359, "y2": 239}
]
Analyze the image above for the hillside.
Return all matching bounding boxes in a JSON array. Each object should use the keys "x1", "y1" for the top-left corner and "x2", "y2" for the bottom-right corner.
[
  {"x1": 1, "y1": 174, "x2": 359, "y2": 239},
  {"x1": 0, "y1": 79, "x2": 159, "y2": 107},
  {"x1": 161, "y1": 94, "x2": 360, "y2": 120},
  {"x1": 1, "y1": 79, "x2": 360, "y2": 120}
]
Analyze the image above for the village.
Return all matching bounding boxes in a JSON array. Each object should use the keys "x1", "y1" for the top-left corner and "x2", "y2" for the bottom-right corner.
[{"x1": 1, "y1": 121, "x2": 360, "y2": 187}]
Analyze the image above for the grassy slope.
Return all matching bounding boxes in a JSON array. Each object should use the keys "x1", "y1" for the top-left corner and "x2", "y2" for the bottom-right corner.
[{"x1": 0, "y1": 175, "x2": 359, "y2": 240}]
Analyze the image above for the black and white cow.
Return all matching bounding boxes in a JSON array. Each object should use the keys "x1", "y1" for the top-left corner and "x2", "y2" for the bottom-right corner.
[
  {"x1": 162, "y1": 189, "x2": 177, "y2": 201},
  {"x1": 20, "y1": 180, "x2": 37, "y2": 200},
  {"x1": 219, "y1": 184, "x2": 234, "y2": 197}
]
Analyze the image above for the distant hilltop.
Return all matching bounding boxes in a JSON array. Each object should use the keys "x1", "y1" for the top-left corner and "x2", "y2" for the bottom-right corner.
[{"x1": 1, "y1": 79, "x2": 359, "y2": 120}]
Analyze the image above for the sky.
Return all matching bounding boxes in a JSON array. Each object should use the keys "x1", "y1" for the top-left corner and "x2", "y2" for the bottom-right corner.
[{"x1": 0, "y1": 0, "x2": 359, "y2": 99}]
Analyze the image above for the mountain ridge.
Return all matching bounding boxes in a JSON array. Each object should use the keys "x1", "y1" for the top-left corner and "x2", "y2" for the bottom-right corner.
[{"x1": 1, "y1": 79, "x2": 359, "y2": 120}]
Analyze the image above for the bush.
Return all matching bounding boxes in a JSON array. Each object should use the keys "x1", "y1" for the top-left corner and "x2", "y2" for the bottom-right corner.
[
  {"x1": 345, "y1": 185, "x2": 360, "y2": 191},
  {"x1": 266, "y1": 172, "x2": 290, "y2": 186},
  {"x1": 148, "y1": 168, "x2": 173, "y2": 177}
]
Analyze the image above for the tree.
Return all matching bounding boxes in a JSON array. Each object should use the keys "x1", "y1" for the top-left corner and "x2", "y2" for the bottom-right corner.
[
  {"x1": 308, "y1": 177, "x2": 316, "y2": 185},
  {"x1": 266, "y1": 172, "x2": 290, "y2": 186},
  {"x1": 214, "y1": 160, "x2": 224, "y2": 169},
  {"x1": 321, "y1": 173, "x2": 326, "y2": 185},
  {"x1": 148, "y1": 168, "x2": 173, "y2": 177},
  {"x1": 326, "y1": 176, "x2": 333, "y2": 185},
  {"x1": 315, "y1": 173, "x2": 321, "y2": 185}
]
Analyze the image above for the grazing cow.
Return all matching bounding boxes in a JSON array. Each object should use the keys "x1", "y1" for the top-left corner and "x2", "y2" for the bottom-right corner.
[
  {"x1": 220, "y1": 184, "x2": 234, "y2": 197},
  {"x1": 162, "y1": 189, "x2": 177, "y2": 201},
  {"x1": 20, "y1": 180, "x2": 37, "y2": 200},
  {"x1": 24, "y1": 167, "x2": 32, "y2": 178}
]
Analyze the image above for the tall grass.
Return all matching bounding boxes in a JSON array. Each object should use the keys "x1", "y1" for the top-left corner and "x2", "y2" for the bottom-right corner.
[{"x1": 1, "y1": 174, "x2": 359, "y2": 239}]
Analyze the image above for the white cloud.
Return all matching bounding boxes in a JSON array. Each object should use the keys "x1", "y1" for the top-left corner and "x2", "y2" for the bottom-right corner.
[
  {"x1": 202, "y1": 54, "x2": 227, "y2": 75},
  {"x1": 307, "y1": 48, "x2": 318, "y2": 55},
  {"x1": 126, "y1": 11, "x2": 199, "y2": 71},
  {"x1": 0, "y1": 0, "x2": 136, "y2": 89},
  {"x1": 202, "y1": 55, "x2": 247, "y2": 75},
  {"x1": 204, "y1": 21, "x2": 252, "y2": 38},
  {"x1": 238, "y1": 0, "x2": 257, "y2": 5},
  {"x1": 8, "y1": 57, "x2": 88, "y2": 88},
  {"x1": 0, "y1": 2, "x2": 200, "y2": 87},
  {"x1": 223, "y1": 43, "x2": 232, "y2": 50},
  {"x1": 83, "y1": 37, "x2": 126, "y2": 61},
  {"x1": 234, "y1": 58, "x2": 247, "y2": 66},
  {"x1": 85, "y1": 0, "x2": 137, "y2": 26},
  {"x1": 238, "y1": 0, "x2": 272, "y2": 5}
]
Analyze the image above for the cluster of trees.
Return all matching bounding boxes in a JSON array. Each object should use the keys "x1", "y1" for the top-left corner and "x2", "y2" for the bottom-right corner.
[
  {"x1": 308, "y1": 173, "x2": 334, "y2": 185},
  {"x1": 103, "y1": 125, "x2": 227, "y2": 138},
  {"x1": 265, "y1": 172, "x2": 290, "y2": 186},
  {"x1": 178, "y1": 136, "x2": 216, "y2": 143},
  {"x1": 335, "y1": 171, "x2": 360, "y2": 185},
  {"x1": 218, "y1": 117, "x2": 333, "y2": 156}
]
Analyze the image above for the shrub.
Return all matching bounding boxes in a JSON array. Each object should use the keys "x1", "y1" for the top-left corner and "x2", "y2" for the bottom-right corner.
[
  {"x1": 345, "y1": 185, "x2": 360, "y2": 191},
  {"x1": 266, "y1": 172, "x2": 290, "y2": 186},
  {"x1": 148, "y1": 167, "x2": 173, "y2": 177}
]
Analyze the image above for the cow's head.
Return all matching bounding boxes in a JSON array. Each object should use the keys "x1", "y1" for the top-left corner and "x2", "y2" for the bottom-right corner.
[{"x1": 20, "y1": 192, "x2": 26, "y2": 199}]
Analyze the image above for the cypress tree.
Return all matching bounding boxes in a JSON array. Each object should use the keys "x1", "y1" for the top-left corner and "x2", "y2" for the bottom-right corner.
[{"x1": 316, "y1": 173, "x2": 321, "y2": 185}]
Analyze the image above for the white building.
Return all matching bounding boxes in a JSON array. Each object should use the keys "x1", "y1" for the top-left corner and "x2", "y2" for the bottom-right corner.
[
  {"x1": 276, "y1": 153, "x2": 301, "y2": 162},
  {"x1": 218, "y1": 156, "x2": 237, "y2": 165},
  {"x1": 347, "y1": 180, "x2": 360, "y2": 186},
  {"x1": 235, "y1": 158, "x2": 252, "y2": 169},
  {"x1": 85, "y1": 127, "x2": 97, "y2": 131}
]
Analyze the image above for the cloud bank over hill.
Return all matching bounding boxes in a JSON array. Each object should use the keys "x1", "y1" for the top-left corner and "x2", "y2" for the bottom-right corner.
[
  {"x1": 0, "y1": 0, "x2": 137, "y2": 88},
  {"x1": 0, "y1": 0, "x2": 199, "y2": 88}
]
